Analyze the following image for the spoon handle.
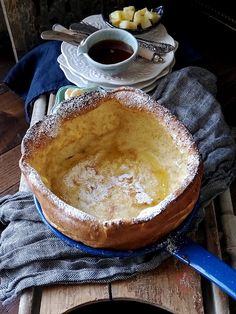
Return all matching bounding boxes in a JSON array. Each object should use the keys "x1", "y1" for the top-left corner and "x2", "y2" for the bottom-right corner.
[
  {"x1": 41, "y1": 30, "x2": 86, "y2": 45},
  {"x1": 137, "y1": 38, "x2": 175, "y2": 54}
]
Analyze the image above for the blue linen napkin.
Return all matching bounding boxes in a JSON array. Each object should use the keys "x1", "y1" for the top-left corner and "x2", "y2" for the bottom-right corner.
[{"x1": 3, "y1": 41, "x2": 72, "y2": 122}]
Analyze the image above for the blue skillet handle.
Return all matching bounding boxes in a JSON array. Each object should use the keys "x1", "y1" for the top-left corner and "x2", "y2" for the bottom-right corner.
[{"x1": 166, "y1": 237, "x2": 236, "y2": 300}]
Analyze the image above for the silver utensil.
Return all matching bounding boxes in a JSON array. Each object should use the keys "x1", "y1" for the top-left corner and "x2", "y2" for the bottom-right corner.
[
  {"x1": 69, "y1": 22, "x2": 176, "y2": 55},
  {"x1": 42, "y1": 29, "x2": 161, "y2": 62},
  {"x1": 41, "y1": 30, "x2": 86, "y2": 46},
  {"x1": 45, "y1": 23, "x2": 175, "y2": 63}
]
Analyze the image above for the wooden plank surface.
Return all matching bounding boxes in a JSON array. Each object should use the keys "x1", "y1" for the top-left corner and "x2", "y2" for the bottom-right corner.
[
  {"x1": 111, "y1": 257, "x2": 204, "y2": 314},
  {"x1": 0, "y1": 86, "x2": 27, "y2": 155},
  {"x1": 0, "y1": 145, "x2": 21, "y2": 195},
  {"x1": 0, "y1": 86, "x2": 24, "y2": 113},
  {"x1": 204, "y1": 202, "x2": 230, "y2": 313},
  {"x1": 39, "y1": 284, "x2": 110, "y2": 314},
  {"x1": 1, "y1": 182, "x2": 19, "y2": 195}
]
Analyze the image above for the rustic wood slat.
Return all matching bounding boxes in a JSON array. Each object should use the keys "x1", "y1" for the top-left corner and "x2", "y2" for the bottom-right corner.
[
  {"x1": 18, "y1": 287, "x2": 42, "y2": 314},
  {"x1": 219, "y1": 189, "x2": 236, "y2": 268},
  {"x1": 18, "y1": 95, "x2": 48, "y2": 314},
  {"x1": 39, "y1": 284, "x2": 110, "y2": 314},
  {"x1": 47, "y1": 93, "x2": 56, "y2": 114},
  {"x1": 0, "y1": 145, "x2": 21, "y2": 194},
  {"x1": 19, "y1": 95, "x2": 47, "y2": 193},
  {"x1": 0, "y1": 88, "x2": 28, "y2": 155},
  {"x1": 0, "y1": 3, "x2": 7, "y2": 32},
  {"x1": 204, "y1": 202, "x2": 230, "y2": 314},
  {"x1": 0, "y1": 182, "x2": 19, "y2": 196},
  {"x1": 0, "y1": 111, "x2": 27, "y2": 155},
  {"x1": 0, "y1": 88, "x2": 24, "y2": 114}
]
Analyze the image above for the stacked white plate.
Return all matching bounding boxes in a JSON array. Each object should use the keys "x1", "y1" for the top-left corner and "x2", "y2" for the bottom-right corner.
[{"x1": 57, "y1": 14, "x2": 177, "y2": 92}]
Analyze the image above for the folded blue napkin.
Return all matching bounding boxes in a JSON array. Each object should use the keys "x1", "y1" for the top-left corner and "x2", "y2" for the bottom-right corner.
[{"x1": 3, "y1": 41, "x2": 72, "y2": 122}]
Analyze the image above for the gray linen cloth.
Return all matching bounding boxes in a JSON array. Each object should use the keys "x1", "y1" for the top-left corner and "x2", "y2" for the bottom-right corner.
[{"x1": 1, "y1": 66, "x2": 236, "y2": 305}]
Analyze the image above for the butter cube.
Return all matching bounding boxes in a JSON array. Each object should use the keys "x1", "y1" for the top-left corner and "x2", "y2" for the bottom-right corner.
[
  {"x1": 141, "y1": 16, "x2": 152, "y2": 29},
  {"x1": 123, "y1": 6, "x2": 135, "y2": 21},
  {"x1": 119, "y1": 20, "x2": 137, "y2": 30},
  {"x1": 110, "y1": 18, "x2": 121, "y2": 27},
  {"x1": 109, "y1": 10, "x2": 124, "y2": 21},
  {"x1": 149, "y1": 11, "x2": 161, "y2": 24},
  {"x1": 133, "y1": 11, "x2": 142, "y2": 25}
]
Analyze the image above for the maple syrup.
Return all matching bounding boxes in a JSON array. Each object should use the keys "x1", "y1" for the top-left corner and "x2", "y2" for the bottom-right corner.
[{"x1": 88, "y1": 39, "x2": 133, "y2": 64}]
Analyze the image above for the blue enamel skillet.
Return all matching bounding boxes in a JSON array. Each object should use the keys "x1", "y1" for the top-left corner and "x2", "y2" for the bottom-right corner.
[{"x1": 34, "y1": 196, "x2": 236, "y2": 300}]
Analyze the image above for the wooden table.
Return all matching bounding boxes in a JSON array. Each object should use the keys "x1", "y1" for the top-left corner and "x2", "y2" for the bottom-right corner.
[{"x1": 1, "y1": 2, "x2": 236, "y2": 309}]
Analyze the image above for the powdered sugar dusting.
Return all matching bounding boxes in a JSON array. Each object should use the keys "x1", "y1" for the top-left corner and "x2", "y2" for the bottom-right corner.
[
  {"x1": 56, "y1": 90, "x2": 107, "y2": 119},
  {"x1": 137, "y1": 193, "x2": 176, "y2": 221},
  {"x1": 58, "y1": 152, "x2": 158, "y2": 220},
  {"x1": 27, "y1": 166, "x2": 96, "y2": 222}
]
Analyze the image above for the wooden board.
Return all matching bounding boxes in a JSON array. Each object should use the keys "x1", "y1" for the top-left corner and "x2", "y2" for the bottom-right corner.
[
  {"x1": 39, "y1": 284, "x2": 110, "y2": 314},
  {"x1": 37, "y1": 260, "x2": 205, "y2": 314},
  {"x1": 0, "y1": 145, "x2": 21, "y2": 195},
  {"x1": 0, "y1": 87, "x2": 27, "y2": 155},
  {"x1": 111, "y1": 257, "x2": 204, "y2": 314}
]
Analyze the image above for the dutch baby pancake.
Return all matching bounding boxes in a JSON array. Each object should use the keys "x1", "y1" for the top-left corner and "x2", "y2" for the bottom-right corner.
[{"x1": 20, "y1": 87, "x2": 203, "y2": 250}]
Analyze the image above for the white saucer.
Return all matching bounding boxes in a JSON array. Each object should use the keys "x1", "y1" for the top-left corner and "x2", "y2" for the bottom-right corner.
[
  {"x1": 58, "y1": 54, "x2": 175, "y2": 92},
  {"x1": 58, "y1": 53, "x2": 175, "y2": 90},
  {"x1": 61, "y1": 39, "x2": 175, "y2": 86}
]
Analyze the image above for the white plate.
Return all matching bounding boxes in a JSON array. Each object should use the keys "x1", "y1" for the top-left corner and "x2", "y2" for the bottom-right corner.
[
  {"x1": 58, "y1": 54, "x2": 175, "y2": 92},
  {"x1": 58, "y1": 53, "x2": 174, "y2": 90},
  {"x1": 61, "y1": 39, "x2": 174, "y2": 86},
  {"x1": 59, "y1": 62, "x2": 108, "y2": 89},
  {"x1": 59, "y1": 63, "x2": 150, "y2": 92}
]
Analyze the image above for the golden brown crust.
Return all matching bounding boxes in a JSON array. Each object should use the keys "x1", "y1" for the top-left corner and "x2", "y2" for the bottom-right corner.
[{"x1": 20, "y1": 87, "x2": 203, "y2": 250}]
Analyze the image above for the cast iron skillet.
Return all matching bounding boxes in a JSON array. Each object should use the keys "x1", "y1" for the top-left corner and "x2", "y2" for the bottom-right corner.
[{"x1": 34, "y1": 196, "x2": 236, "y2": 300}]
